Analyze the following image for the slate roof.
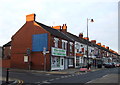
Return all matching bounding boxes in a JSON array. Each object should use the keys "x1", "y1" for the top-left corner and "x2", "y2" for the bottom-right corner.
[
  {"x1": 3, "y1": 41, "x2": 11, "y2": 47},
  {"x1": 66, "y1": 32, "x2": 92, "y2": 46},
  {"x1": 66, "y1": 32, "x2": 112, "y2": 53},
  {"x1": 35, "y1": 21, "x2": 74, "y2": 42}
]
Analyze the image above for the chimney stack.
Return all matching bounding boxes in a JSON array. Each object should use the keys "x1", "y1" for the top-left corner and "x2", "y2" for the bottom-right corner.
[
  {"x1": 26, "y1": 13, "x2": 36, "y2": 22},
  {"x1": 97, "y1": 43, "x2": 101, "y2": 46},
  {"x1": 84, "y1": 37, "x2": 89, "y2": 40},
  {"x1": 106, "y1": 46, "x2": 109, "y2": 50},
  {"x1": 79, "y1": 33, "x2": 83, "y2": 38},
  {"x1": 91, "y1": 40, "x2": 96, "y2": 44},
  {"x1": 52, "y1": 26, "x2": 61, "y2": 31},
  {"x1": 61, "y1": 24, "x2": 67, "y2": 32},
  {"x1": 102, "y1": 45, "x2": 105, "y2": 48}
]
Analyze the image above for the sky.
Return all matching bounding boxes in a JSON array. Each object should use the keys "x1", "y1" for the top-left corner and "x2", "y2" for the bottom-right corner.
[{"x1": 0, "y1": 0, "x2": 119, "y2": 52}]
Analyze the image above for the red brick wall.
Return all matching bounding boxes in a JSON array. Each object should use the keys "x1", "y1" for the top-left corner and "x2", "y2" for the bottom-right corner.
[
  {"x1": 0, "y1": 59, "x2": 11, "y2": 68},
  {"x1": 3, "y1": 46, "x2": 11, "y2": 59},
  {"x1": 51, "y1": 35, "x2": 74, "y2": 57},
  {"x1": 11, "y1": 21, "x2": 51, "y2": 70}
]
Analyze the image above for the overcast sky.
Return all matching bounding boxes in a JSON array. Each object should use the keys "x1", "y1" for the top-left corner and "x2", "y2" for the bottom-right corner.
[{"x1": 0, "y1": 0, "x2": 119, "y2": 52}]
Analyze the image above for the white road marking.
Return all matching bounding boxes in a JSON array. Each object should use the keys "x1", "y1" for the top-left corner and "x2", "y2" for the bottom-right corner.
[
  {"x1": 102, "y1": 75, "x2": 108, "y2": 78},
  {"x1": 55, "y1": 78, "x2": 60, "y2": 80},
  {"x1": 61, "y1": 76, "x2": 65, "y2": 78},
  {"x1": 49, "y1": 79, "x2": 54, "y2": 81},
  {"x1": 72, "y1": 74, "x2": 75, "y2": 76},
  {"x1": 86, "y1": 78, "x2": 99, "y2": 83},
  {"x1": 46, "y1": 74, "x2": 51, "y2": 75},
  {"x1": 42, "y1": 81, "x2": 51, "y2": 84},
  {"x1": 63, "y1": 76, "x2": 68, "y2": 78},
  {"x1": 68, "y1": 75, "x2": 72, "y2": 77}
]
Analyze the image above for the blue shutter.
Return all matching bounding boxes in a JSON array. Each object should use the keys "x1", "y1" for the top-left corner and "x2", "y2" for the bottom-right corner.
[{"x1": 32, "y1": 33, "x2": 48, "y2": 52}]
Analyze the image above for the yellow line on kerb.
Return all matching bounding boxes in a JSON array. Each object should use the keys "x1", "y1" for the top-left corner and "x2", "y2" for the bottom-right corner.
[
  {"x1": 21, "y1": 80, "x2": 24, "y2": 85},
  {"x1": 17, "y1": 80, "x2": 24, "y2": 85}
]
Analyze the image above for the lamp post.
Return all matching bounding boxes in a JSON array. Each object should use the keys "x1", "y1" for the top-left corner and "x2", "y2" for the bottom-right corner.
[{"x1": 87, "y1": 18, "x2": 94, "y2": 69}]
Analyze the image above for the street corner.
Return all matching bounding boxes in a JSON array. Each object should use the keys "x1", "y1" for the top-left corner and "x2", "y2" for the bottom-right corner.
[
  {"x1": 17, "y1": 79, "x2": 24, "y2": 85},
  {"x1": 1, "y1": 79, "x2": 24, "y2": 85},
  {"x1": 1, "y1": 77, "x2": 24, "y2": 85}
]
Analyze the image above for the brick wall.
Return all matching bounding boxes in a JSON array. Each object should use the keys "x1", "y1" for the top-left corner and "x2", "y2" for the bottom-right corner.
[
  {"x1": 0, "y1": 59, "x2": 11, "y2": 68},
  {"x1": 11, "y1": 21, "x2": 51, "y2": 70}
]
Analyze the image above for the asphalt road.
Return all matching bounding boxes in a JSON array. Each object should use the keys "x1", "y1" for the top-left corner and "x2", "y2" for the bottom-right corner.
[
  {"x1": 2, "y1": 67, "x2": 120, "y2": 85},
  {"x1": 49, "y1": 68, "x2": 119, "y2": 83}
]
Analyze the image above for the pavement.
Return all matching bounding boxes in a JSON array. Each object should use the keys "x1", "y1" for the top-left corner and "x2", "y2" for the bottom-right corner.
[
  {"x1": 2, "y1": 67, "x2": 103, "y2": 74},
  {"x1": 86, "y1": 74, "x2": 119, "y2": 83}
]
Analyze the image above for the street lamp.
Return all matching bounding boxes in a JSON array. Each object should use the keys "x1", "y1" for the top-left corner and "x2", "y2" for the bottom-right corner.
[{"x1": 87, "y1": 18, "x2": 94, "y2": 69}]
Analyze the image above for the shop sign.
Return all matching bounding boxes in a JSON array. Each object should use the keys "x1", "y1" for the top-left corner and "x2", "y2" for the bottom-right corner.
[{"x1": 52, "y1": 47, "x2": 66, "y2": 56}]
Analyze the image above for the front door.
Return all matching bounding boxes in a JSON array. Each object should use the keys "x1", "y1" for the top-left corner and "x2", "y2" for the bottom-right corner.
[
  {"x1": 60, "y1": 57, "x2": 64, "y2": 70},
  {"x1": 68, "y1": 58, "x2": 74, "y2": 68}
]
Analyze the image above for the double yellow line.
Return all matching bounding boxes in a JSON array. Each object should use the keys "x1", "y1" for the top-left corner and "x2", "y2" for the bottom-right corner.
[{"x1": 17, "y1": 80, "x2": 24, "y2": 85}]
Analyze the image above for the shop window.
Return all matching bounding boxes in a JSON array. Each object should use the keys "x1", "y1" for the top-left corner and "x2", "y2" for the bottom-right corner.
[
  {"x1": 76, "y1": 57, "x2": 79, "y2": 66},
  {"x1": 51, "y1": 57, "x2": 60, "y2": 68},
  {"x1": 69, "y1": 59, "x2": 73, "y2": 66}
]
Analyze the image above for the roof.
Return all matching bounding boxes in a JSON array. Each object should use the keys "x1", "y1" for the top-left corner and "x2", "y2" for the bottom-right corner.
[
  {"x1": 66, "y1": 32, "x2": 92, "y2": 46},
  {"x1": 3, "y1": 41, "x2": 11, "y2": 47},
  {"x1": 66, "y1": 32, "x2": 112, "y2": 53},
  {"x1": 35, "y1": 21, "x2": 74, "y2": 42}
]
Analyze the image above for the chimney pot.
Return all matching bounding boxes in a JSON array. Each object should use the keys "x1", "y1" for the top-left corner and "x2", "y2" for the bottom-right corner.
[
  {"x1": 102, "y1": 45, "x2": 105, "y2": 48},
  {"x1": 106, "y1": 46, "x2": 109, "y2": 50},
  {"x1": 61, "y1": 24, "x2": 67, "y2": 32},
  {"x1": 79, "y1": 33, "x2": 83, "y2": 38},
  {"x1": 97, "y1": 43, "x2": 101, "y2": 46}
]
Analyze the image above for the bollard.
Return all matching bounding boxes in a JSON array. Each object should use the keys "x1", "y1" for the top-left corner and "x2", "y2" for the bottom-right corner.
[{"x1": 6, "y1": 68, "x2": 9, "y2": 84}]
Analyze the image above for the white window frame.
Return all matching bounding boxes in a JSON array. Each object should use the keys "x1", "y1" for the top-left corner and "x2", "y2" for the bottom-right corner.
[
  {"x1": 70, "y1": 42, "x2": 73, "y2": 52},
  {"x1": 54, "y1": 37, "x2": 59, "y2": 48},
  {"x1": 62, "y1": 40, "x2": 67, "y2": 50}
]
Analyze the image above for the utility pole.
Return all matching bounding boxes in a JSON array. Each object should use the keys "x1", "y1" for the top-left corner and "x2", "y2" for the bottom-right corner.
[
  {"x1": 27, "y1": 48, "x2": 31, "y2": 70},
  {"x1": 43, "y1": 47, "x2": 49, "y2": 71}
]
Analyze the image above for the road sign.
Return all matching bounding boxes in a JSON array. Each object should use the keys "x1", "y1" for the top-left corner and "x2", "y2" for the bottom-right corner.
[{"x1": 43, "y1": 47, "x2": 49, "y2": 55}]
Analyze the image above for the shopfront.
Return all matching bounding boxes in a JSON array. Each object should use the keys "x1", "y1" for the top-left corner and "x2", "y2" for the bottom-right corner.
[
  {"x1": 68, "y1": 58, "x2": 74, "y2": 68},
  {"x1": 75, "y1": 53, "x2": 84, "y2": 68},
  {"x1": 51, "y1": 47, "x2": 66, "y2": 70}
]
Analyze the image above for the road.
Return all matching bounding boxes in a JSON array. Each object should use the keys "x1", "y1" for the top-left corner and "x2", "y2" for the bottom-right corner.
[{"x1": 2, "y1": 67, "x2": 120, "y2": 85}]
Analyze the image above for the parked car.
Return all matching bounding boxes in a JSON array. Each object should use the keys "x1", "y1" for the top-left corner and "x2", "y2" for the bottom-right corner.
[
  {"x1": 104, "y1": 63, "x2": 115, "y2": 68},
  {"x1": 116, "y1": 62, "x2": 120, "y2": 67},
  {"x1": 111, "y1": 62, "x2": 117, "y2": 67}
]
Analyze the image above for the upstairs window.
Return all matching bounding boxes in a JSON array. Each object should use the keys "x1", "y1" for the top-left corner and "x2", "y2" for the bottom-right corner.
[
  {"x1": 54, "y1": 37, "x2": 59, "y2": 48},
  {"x1": 70, "y1": 42, "x2": 73, "y2": 52},
  {"x1": 62, "y1": 40, "x2": 67, "y2": 50}
]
